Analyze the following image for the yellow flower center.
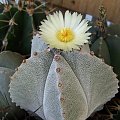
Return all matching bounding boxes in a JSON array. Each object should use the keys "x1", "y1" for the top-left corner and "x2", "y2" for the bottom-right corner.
[{"x1": 57, "y1": 28, "x2": 74, "y2": 43}]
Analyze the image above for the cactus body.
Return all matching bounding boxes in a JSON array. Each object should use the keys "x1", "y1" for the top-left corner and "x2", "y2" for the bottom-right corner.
[
  {"x1": 106, "y1": 35, "x2": 120, "y2": 78},
  {"x1": 9, "y1": 47, "x2": 53, "y2": 119},
  {"x1": 0, "y1": 51, "x2": 24, "y2": 70},
  {"x1": 107, "y1": 24, "x2": 120, "y2": 37},
  {"x1": 0, "y1": 50, "x2": 26, "y2": 119},
  {"x1": 91, "y1": 37, "x2": 111, "y2": 65},
  {"x1": 0, "y1": 1, "x2": 46, "y2": 54},
  {"x1": 91, "y1": 24, "x2": 120, "y2": 80},
  {"x1": 9, "y1": 35, "x2": 118, "y2": 120}
]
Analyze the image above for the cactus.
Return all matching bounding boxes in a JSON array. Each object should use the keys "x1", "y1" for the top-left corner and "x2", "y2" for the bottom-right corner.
[
  {"x1": 0, "y1": 51, "x2": 24, "y2": 69},
  {"x1": 0, "y1": 1, "x2": 119, "y2": 120},
  {"x1": 89, "y1": 6, "x2": 120, "y2": 119},
  {"x1": 91, "y1": 29, "x2": 120, "y2": 78},
  {"x1": 0, "y1": 67, "x2": 14, "y2": 108},
  {"x1": 0, "y1": 0, "x2": 46, "y2": 55},
  {"x1": 90, "y1": 37, "x2": 111, "y2": 65},
  {"x1": 107, "y1": 24, "x2": 120, "y2": 37},
  {"x1": 9, "y1": 34, "x2": 118, "y2": 120},
  {"x1": 90, "y1": 6, "x2": 120, "y2": 81}
]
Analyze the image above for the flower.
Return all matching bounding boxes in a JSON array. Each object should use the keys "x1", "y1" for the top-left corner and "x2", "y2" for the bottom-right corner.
[{"x1": 39, "y1": 10, "x2": 91, "y2": 51}]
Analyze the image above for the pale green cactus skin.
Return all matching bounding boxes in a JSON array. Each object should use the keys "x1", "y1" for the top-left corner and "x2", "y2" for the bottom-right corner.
[
  {"x1": 0, "y1": 51, "x2": 23, "y2": 109},
  {"x1": 9, "y1": 35, "x2": 119, "y2": 120},
  {"x1": 90, "y1": 37, "x2": 111, "y2": 65},
  {"x1": 0, "y1": 51, "x2": 24, "y2": 70},
  {"x1": 0, "y1": 67, "x2": 14, "y2": 107}
]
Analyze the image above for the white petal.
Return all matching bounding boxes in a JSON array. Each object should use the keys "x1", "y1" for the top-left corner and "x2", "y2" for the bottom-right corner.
[
  {"x1": 65, "y1": 10, "x2": 72, "y2": 27},
  {"x1": 70, "y1": 12, "x2": 77, "y2": 28},
  {"x1": 58, "y1": 11, "x2": 64, "y2": 28},
  {"x1": 72, "y1": 13, "x2": 83, "y2": 29},
  {"x1": 53, "y1": 12, "x2": 61, "y2": 28},
  {"x1": 75, "y1": 19, "x2": 88, "y2": 32},
  {"x1": 49, "y1": 14, "x2": 60, "y2": 30}
]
